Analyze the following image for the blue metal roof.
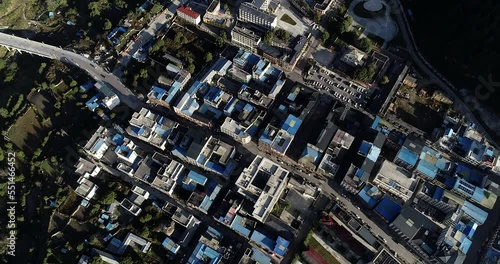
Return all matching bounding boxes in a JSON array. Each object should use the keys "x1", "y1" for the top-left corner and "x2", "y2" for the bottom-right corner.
[
  {"x1": 273, "y1": 237, "x2": 290, "y2": 257},
  {"x1": 457, "y1": 136, "x2": 473, "y2": 152},
  {"x1": 433, "y1": 187, "x2": 444, "y2": 201},
  {"x1": 281, "y1": 114, "x2": 302, "y2": 136},
  {"x1": 375, "y1": 197, "x2": 402, "y2": 223},
  {"x1": 455, "y1": 164, "x2": 484, "y2": 186},
  {"x1": 300, "y1": 146, "x2": 322, "y2": 164},
  {"x1": 230, "y1": 215, "x2": 252, "y2": 237},
  {"x1": 416, "y1": 160, "x2": 438, "y2": 180},
  {"x1": 358, "y1": 185, "x2": 379, "y2": 208},
  {"x1": 459, "y1": 237, "x2": 472, "y2": 254},
  {"x1": 250, "y1": 247, "x2": 271, "y2": 264},
  {"x1": 187, "y1": 170, "x2": 208, "y2": 186},
  {"x1": 462, "y1": 201, "x2": 488, "y2": 225},
  {"x1": 79, "y1": 81, "x2": 95, "y2": 91},
  {"x1": 371, "y1": 116, "x2": 381, "y2": 130},
  {"x1": 112, "y1": 134, "x2": 124, "y2": 145},
  {"x1": 445, "y1": 177, "x2": 457, "y2": 189},
  {"x1": 92, "y1": 138, "x2": 105, "y2": 152},
  {"x1": 359, "y1": 141, "x2": 371, "y2": 156},
  {"x1": 250, "y1": 230, "x2": 275, "y2": 251},
  {"x1": 471, "y1": 188, "x2": 485, "y2": 203},
  {"x1": 397, "y1": 147, "x2": 419, "y2": 166},
  {"x1": 366, "y1": 146, "x2": 381, "y2": 162},
  {"x1": 162, "y1": 237, "x2": 180, "y2": 253},
  {"x1": 188, "y1": 242, "x2": 221, "y2": 264}
]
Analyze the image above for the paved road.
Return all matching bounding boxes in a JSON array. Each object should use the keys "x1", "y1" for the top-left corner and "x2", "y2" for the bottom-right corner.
[
  {"x1": 230, "y1": 138, "x2": 421, "y2": 264},
  {"x1": 0, "y1": 32, "x2": 144, "y2": 111},
  {"x1": 389, "y1": 0, "x2": 499, "y2": 150}
]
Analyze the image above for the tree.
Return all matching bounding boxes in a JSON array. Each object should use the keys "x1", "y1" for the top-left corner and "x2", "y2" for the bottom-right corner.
[
  {"x1": 314, "y1": 11, "x2": 322, "y2": 23},
  {"x1": 204, "y1": 52, "x2": 213, "y2": 63},
  {"x1": 275, "y1": 29, "x2": 290, "y2": 43},
  {"x1": 223, "y1": 4, "x2": 230, "y2": 12},
  {"x1": 150, "y1": 39, "x2": 164, "y2": 53},
  {"x1": 139, "y1": 213, "x2": 153, "y2": 223},
  {"x1": 186, "y1": 63, "x2": 195, "y2": 74},
  {"x1": 0, "y1": 108, "x2": 8, "y2": 118},
  {"x1": 322, "y1": 31, "x2": 330, "y2": 45},
  {"x1": 103, "y1": 19, "x2": 112, "y2": 30},
  {"x1": 76, "y1": 243, "x2": 85, "y2": 252},
  {"x1": 174, "y1": 32, "x2": 184, "y2": 44},
  {"x1": 37, "y1": 62, "x2": 47, "y2": 74},
  {"x1": 216, "y1": 31, "x2": 227, "y2": 47},
  {"x1": 88, "y1": 0, "x2": 111, "y2": 17},
  {"x1": 151, "y1": 3, "x2": 163, "y2": 14},
  {"x1": 0, "y1": 148, "x2": 4, "y2": 162},
  {"x1": 263, "y1": 31, "x2": 274, "y2": 45},
  {"x1": 139, "y1": 68, "x2": 148, "y2": 79},
  {"x1": 102, "y1": 191, "x2": 116, "y2": 204},
  {"x1": 114, "y1": 0, "x2": 127, "y2": 9},
  {"x1": 358, "y1": 37, "x2": 372, "y2": 52},
  {"x1": 47, "y1": 0, "x2": 68, "y2": 11},
  {"x1": 353, "y1": 64, "x2": 376, "y2": 82},
  {"x1": 340, "y1": 16, "x2": 353, "y2": 33},
  {"x1": 381, "y1": 75, "x2": 390, "y2": 85}
]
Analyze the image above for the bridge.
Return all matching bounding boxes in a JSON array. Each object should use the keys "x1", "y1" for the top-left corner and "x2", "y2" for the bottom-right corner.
[{"x1": 0, "y1": 32, "x2": 143, "y2": 111}]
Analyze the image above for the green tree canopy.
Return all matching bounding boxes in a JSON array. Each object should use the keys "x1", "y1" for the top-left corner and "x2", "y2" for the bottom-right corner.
[
  {"x1": 263, "y1": 31, "x2": 274, "y2": 45},
  {"x1": 204, "y1": 52, "x2": 213, "y2": 63},
  {"x1": 103, "y1": 19, "x2": 112, "y2": 30},
  {"x1": 322, "y1": 31, "x2": 330, "y2": 45},
  {"x1": 101, "y1": 191, "x2": 117, "y2": 204},
  {"x1": 358, "y1": 37, "x2": 372, "y2": 52},
  {"x1": 381, "y1": 75, "x2": 390, "y2": 84},
  {"x1": 275, "y1": 29, "x2": 290, "y2": 43},
  {"x1": 88, "y1": 0, "x2": 111, "y2": 17},
  {"x1": 353, "y1": 64, "x2": 376, "y2": 82}
]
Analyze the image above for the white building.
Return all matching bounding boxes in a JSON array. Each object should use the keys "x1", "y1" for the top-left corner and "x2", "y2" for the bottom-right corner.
[
  {"x1": 373, "y1": 160, "x2": 419, "y2": 202},
  {"x1": 75, "y1": 178, "x2": 98, "y2": 200},
  {"x1": 239, "y1": 2, "x2": 277, "y2": 30},
  {"x1": 177, "y1": 6, "x2": 201, "y2": 25},
  {"x1": 102, "y1": 94, "x2": 120, "y2": 110},
  {"x1": 231, "y1": 23, "x2": 262, "y2": 50},
  {"x1": 235, "y1": 156, "x2": 289, "y2": 222},
  {"x1": 152, "y1": 158, "x2": 185, "y2": 196},
  {"x1": 127, "y1": 108, "x2": 177, "y2": 150}
]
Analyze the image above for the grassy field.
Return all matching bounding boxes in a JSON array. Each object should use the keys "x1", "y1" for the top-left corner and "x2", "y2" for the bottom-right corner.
[
  {"x1": 281, "y1": 14, "x2": 297, "y2": 25},
  {"x1": 8, "y1": 107, "x2": 48, "y2": 152},
  {"x1": 0, "y1": 0, "x2": 41, "y2": 29},
  {"x1": 308, "y1": 237, "x2": 341, "y2": 264}
]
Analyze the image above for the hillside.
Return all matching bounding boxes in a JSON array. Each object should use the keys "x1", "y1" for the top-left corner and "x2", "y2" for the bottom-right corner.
[{"x1": 405, "y1": 0, "x2": 500, "y2": 114}]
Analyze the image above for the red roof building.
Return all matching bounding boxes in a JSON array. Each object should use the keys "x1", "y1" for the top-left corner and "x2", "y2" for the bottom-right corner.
[{"x1": 177, "y1": 6, "x2": 201, "y2": 25}]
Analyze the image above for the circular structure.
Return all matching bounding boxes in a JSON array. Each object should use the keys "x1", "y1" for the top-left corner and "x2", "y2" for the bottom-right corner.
[
  {"x1": 348, "y1": 0, "x2": 398, "y2": 44},
  {"x1": 363, "y1": 0, "x2": 384, "y2": 12}
]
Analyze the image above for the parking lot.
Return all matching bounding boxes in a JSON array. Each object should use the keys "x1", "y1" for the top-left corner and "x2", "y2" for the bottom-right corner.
[{"x1": 305, "y1": 68, "x2": 370, "y2": 109}]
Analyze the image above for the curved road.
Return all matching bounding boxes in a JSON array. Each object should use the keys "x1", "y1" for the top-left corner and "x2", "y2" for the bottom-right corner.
[
  {"x1": 0, "y1": 32, "x2": 143, "y2": 111},
  {"x1": 389, "y1": 0, "x2": 499, "y2": 150}
]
